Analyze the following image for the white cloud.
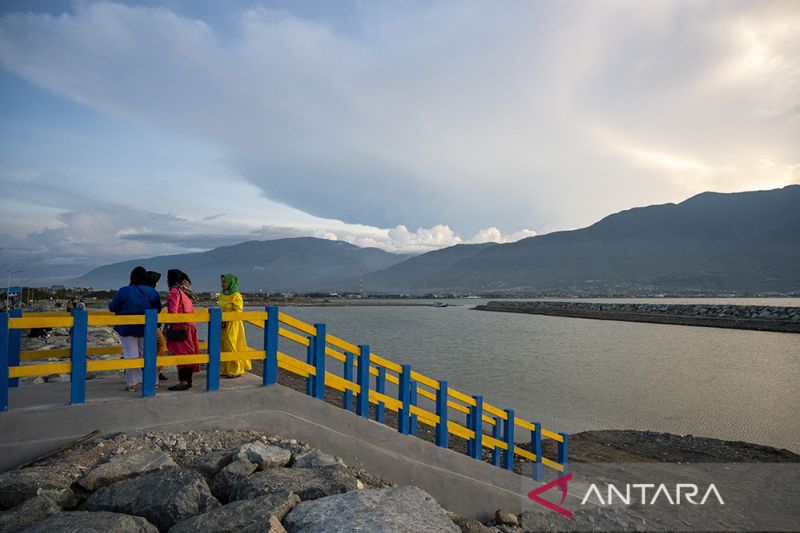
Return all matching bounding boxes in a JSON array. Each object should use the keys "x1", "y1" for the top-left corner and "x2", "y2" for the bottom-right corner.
[
  {"x1": 469, "y1": 227, "x2": 537, "y2": 244},
  {"x1": 0, "y1": 0, "x2": 798, "y2": 282},
  {"x1": 1, "y1": 1, "x2": 796, "y2": 239}
]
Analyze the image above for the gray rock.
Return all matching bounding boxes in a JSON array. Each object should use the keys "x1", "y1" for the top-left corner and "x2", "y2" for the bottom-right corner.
[
  {"x1": 495, "y1": 509, "x2": 519, "y2": 526},
  {"x1": 233, "y1": 442, "x2": 291, "y2": 469},
  {"x1": 230, "y1": 466, "x2": 358, "y2": 502},
  {"x1": 21, "y1": 511, "x2": 157, "y2": 533},
  {"x1": 169, "y1": 491, "x2": 299, "y2": 533},
  {"x1": 85, "y1": 469, "x2": 220, "y2": 531},
  {"x1": 238, "y1": 514, "x2": 286, "y2": 532},
  {"x1": 291, "y1": 449, "x2": 345, "y2": 469},
  {"x1": 0, "y1": 495, "x2": 61, "y2": 532},
  {"x1": 210, "y1": 459, "x2": 258, "y2": 503},
  {"x1": 79, "y1": 449, "x2": 177, "y2": 491},
  {"x1": 283, "y1": 486, "x2": 459, "y2": 532},
  {"x1": 451, "y1": 514, "x2": 494, "y2": 533},
  {"x1": 194, "y1": 451, "x2": 234, "y2": 480},
  {"x1": 0, "y1": 466, "x2": 78, "y2": 509}
]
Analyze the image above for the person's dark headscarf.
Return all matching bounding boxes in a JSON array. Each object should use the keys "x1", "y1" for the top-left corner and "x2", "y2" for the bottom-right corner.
[
  {"x1": 168, "y1": 269, "x2": 185, "y2": 288},
  {"x1": 145, "y1": 271, "x2": 161, "y2": 289},
  {"x1": 167, "y1": 269, "x2": 194, "y2": 297},
  {"x1": 129, "y1": 266, "x2": 148, "y2": 285}
]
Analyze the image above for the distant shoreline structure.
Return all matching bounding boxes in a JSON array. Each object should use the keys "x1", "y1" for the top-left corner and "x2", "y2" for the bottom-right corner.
[{"x1": 474, "y1": 301, "x2": 800, "y2": 333}]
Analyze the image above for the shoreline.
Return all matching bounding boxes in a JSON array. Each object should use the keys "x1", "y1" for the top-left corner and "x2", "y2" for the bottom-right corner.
[{"x1": 474, "y1": 301, "x2": 800, "y2": 333}]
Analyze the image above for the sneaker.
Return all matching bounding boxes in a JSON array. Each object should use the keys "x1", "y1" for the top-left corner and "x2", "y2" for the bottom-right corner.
[{"x1": 168, "y1": 383, "x2": 191, "y2": 391}]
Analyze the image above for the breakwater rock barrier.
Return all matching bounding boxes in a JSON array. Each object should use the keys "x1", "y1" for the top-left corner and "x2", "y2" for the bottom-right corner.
[{"x1": 474, "y1": 301, "x2": 800, "y2": 333}]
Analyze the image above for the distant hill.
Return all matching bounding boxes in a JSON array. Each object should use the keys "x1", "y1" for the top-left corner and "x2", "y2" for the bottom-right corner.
[
  {"x1": 78, "y1": 185, "x2": 800, "y2": 295},
  {"x1": 76, "y1": 237, "x2": 411, "y2": 292},
  {"x1": 363, "y1": 185, "x2": 800, "y2": 294}
]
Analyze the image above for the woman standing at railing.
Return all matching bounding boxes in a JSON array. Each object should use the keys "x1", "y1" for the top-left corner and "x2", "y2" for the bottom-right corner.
[
  {"x1": 219, "y1": 273, "x2": 252, "y2": 378},
  {"x1": 166, "y1": 269, "x2": 200, "y2": 391},
  {"x1": 108, "y1": 266, "x2": 161, "y2": 392}
]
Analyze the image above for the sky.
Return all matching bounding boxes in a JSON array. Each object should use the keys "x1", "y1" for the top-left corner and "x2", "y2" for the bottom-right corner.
[{"x1": 0, "y1": 0, "x2": 798, "y2": 284}]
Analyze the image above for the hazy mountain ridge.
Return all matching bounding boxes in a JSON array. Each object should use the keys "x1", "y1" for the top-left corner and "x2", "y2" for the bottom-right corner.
[
  {"x1": 77, "y1": 185, "x2": 800, "y2": 294},
  {"x1": 363, "y1": 185, "x2": 800, "y2": 293},
  {"x1": 76, "y1": 237, "x2": 411, "y2": 292}
]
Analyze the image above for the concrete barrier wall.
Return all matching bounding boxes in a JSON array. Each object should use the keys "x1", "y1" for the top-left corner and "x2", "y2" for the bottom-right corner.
[{"x1": 0, "y1": 379, "x2": 560, "y2": 520}]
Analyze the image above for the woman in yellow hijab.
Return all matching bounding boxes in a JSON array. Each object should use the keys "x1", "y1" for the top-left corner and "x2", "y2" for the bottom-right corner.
[{"x1": 219, "y1": 273, "x2": 252, "y2": 378}]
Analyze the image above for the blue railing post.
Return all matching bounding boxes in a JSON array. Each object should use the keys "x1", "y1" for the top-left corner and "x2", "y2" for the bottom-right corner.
[
  {"x1": 306, "y1": 337, "x2": 315, "y2": 396},
  {"x1": 469, "y1": 395, "x2": 483, "y2": 460},
  {"x1": 375, "y1": 367, "x2": 386, "y2": 423},
  {"x1": 409, "y1": 381, "x2": 418, "y2": 436},
  {"x1": 491, "y1": 416, "x2": 502, "y2": 466},
  {"x1": 343, "y1": 351, "x2": 354, "y2": 410},
  {"x1": 356, "y1": 344, "x2": 370, "y2": 418},
  {"x1": 503, "y1": 408, "x2": 515, "y2": 471},
  {"x1": 141, "y1": 309, "x2": 158, "y2": 398},
  {"x1": 1, "y1": 313, "x2": 10, "y2": 411},
  {"x1": 398, "y1": 364, "x2": 411, "y2": 435},
  {"x1": 207, "y1": 308, "x2": 221, "y2": 391},
  {"x1": 531, "y1": 421, "x2": 543, "y2": 481},
  {"x1": 313, "y1": 324, "x2": 326, "y2": 400},
  {"x1": 69, "y1": 309, "x2": 88, "y2": 405},
  {"x1": 8, "y1": 309, "x2": 21, "y2": 388},
  {"x1": 263, "y1": 306, "x2": 278, "y2": 386},
  {"x1": 435, "y1": 380, "x2": 448, "y2": 448},
  {"x1": 558, "y1": 432, "x2": 569, "y2": 475}
]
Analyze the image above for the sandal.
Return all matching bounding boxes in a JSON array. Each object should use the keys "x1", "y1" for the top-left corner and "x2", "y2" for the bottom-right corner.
[{"x1": 125, "y1": 386, "x2": 137, "y2": 392}]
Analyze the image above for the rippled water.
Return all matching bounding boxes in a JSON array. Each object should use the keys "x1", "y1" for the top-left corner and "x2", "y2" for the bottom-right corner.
[{"x1": 235, "y1": 299, "x2": 799, "y2": 452}]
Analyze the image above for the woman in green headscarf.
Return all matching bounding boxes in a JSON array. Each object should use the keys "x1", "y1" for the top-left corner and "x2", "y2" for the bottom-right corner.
[{"x1": 218, "y1": 273, "x2": 252, "y2": 378}]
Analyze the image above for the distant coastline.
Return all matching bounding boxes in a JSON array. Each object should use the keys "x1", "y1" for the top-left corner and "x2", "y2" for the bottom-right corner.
[{"x1": 474, "y1": 300, "x2": 800, "y2": 333}]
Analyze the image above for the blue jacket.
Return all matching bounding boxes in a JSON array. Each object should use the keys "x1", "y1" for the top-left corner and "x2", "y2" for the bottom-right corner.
[{"x1": 108, "y1": 284, "x2": 161, "y2": 337}]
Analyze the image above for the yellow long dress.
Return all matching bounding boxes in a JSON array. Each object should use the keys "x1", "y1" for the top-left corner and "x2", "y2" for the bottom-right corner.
[{"x1": 219, "y1": 292, "x2": 253, "y2": 376}]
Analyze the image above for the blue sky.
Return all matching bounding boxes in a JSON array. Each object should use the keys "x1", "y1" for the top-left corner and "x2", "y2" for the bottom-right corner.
[{"x1": 1, "y1": 1, "x2": 798, "y2": 283}]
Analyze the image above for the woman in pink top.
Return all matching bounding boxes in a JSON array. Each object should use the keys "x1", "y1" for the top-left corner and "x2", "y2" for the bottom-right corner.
[{"x1": 166, "y1": 269, "x2": 200, "y2": 391}]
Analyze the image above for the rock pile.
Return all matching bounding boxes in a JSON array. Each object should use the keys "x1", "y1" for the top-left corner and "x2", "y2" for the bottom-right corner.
[
  {"x1": 19, "y1": 325, "x2": 123, "y2": 384},
  {"x1": 477, "y1": 301, "x2": 800, "y2": 333},
  {"x1": 0, "y1": 429, "x2": 495, "y2": 532}
]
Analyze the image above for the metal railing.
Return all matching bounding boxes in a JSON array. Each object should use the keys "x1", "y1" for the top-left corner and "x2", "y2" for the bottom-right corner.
[{"x1": 1, "y1": 307, "x2": 568, "y2": 480}]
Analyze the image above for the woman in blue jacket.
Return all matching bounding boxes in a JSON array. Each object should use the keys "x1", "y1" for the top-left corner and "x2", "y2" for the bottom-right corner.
[{"x1": 108, "y1": 266, "x2": 162, "y2": 391}]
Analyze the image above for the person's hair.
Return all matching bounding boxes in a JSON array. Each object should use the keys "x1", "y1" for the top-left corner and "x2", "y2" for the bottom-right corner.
[
  {"x1": 168, "y1": 269, "x2": 191, "y2": 288},
  {"x1": 145, "y1": 271, "x2": 161, "y2": 289},
  {"x1": 129, "y1": 266, "x2": 148, "y2": 285}
]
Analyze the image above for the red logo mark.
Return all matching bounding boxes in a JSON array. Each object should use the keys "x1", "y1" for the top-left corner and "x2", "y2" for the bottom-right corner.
[{"x1": 527, "y1": 472, "x2": 573, "y2": 519}]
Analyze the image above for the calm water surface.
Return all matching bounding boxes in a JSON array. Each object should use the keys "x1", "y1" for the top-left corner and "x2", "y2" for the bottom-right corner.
[{"x1": 237, "y1": 299, "x2": 799, "y2": 452}]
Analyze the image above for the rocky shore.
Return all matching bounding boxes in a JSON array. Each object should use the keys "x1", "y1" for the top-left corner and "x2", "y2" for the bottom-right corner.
[
  {"x1": 0, "y1": 428, "x2": 520, "y2": 532},
  {"x1": 474, "y1": 301, "x2": 800, "y2": 333}
]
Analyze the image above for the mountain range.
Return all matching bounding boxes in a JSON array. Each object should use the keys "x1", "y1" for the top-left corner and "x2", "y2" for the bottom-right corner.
[{"x1": 77, "y1": 185, "x2": 800, "y2": 294}]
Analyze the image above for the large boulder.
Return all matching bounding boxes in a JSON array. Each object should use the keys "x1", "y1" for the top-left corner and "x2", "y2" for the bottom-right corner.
[
  {"x1": 79, "y1": 450, "x2": 177, "y2": 491},
  {"x1": 0, "y1": 495, "x2": 61, "y2": 532},
  {"x1": 20, "y1": 511, "x2": 157, "y2": 532},
  {"x1": 283, "y1": 486, "x2": 460, "y2": 532},
  {"x1": 168, "y1": 491, "x2": 299, "y2": 533},
  {"x1": 210, "y1": 460, "x2": 258, "y2": 503},
  {"x1": 194, "y1": 451, "x2": 235, "y2": 481},
  {"x1": 230, "y1": 466, "x2": 358, "y2": 503},
  {"x1": 232, "y1": 442, "x2": 291, "y2": 469},
  {"x1": 85, "y1": 469, "x2": 220, "y2": 531},
  {"x1": 291, "y1": 450, "x2": 345, "y2": 469},
  {"x1": 0, "y1": 466, "x2": 78, "y2": 509}
]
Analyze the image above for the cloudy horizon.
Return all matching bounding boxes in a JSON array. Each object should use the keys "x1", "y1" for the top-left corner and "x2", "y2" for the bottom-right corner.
[{"x1": 1, "y1": 0, "x2": 798, "y2": 284}]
